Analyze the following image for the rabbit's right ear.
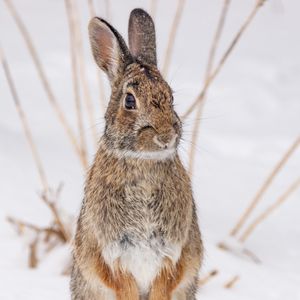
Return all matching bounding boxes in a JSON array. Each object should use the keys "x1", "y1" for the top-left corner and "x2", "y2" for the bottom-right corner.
[
  {"x1": 89, "y1": 17, "x2": 132, "y2": 83},
  {"x1": 128, "y1": 9, "x2": 157, "y2": 66}
]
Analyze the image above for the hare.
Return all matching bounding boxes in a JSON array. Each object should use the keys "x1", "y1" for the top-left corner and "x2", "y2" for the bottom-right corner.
[{"x1": 70, "y1": 8, "x2": 203, "y2": 300}]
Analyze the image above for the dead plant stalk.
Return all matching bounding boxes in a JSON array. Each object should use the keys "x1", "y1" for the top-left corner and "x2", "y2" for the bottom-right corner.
[
  {"x1": 230, "y1": 136, "x2": 300, "y2": 237},
  {"x1": 188, "y1": 0, "x2": 231, "y2": 176},
  {"x1": 41, "y1": 193, "x2": 71, "y2": 242},
  {"x1": 182, "y1": 0, "x2": 266, "y2": 120},
  {"x1": 1, "y1": 47, "x2": 49, "y2": 194},
  {"x1": 239, "y1": 177, "x2": 300, "y2": 243},
  {"x1": 87, "y1": 0, "x2": 96, "y2": 16},
  {"x1": 198, "y1": 269, "x2": 219, "y2": 287},
  {"x1": 149, "y1": 0, "x2": 158, "y2": 20},
  {"x1": 71, "y1": 0, "x2": 98, "y2": 148},
  {"x1": 104, "y1": 0, "x2": 112, "y2": 21},
  {"x1": 3, "y1": 0, "x2": 87, "y2": 168},
  {"x1": 65, "y1": 0, "x2": 88, "y2": 166},
  {"x1": 162, "y1": 0, "x2": 186, "y2": 77},
  {"x1": 6, "y1": 217, "x2": 65, "y2": 241},
  {"x1": 86, "y1": 0, "x2": 107, "y2": 115}
]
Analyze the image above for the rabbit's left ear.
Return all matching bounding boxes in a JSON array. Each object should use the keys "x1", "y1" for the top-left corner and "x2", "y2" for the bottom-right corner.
[
  {"x1": 89, "y1": 17, "x2": 132, "y2": 84},
  {"x1": 128, "y1": 9, "x2": 157, "y2": 66}
]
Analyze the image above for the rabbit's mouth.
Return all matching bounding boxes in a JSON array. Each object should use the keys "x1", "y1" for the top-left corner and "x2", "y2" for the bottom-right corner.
[{"x1": 134, "y1": 124, "x2": 180, "y2": 154}]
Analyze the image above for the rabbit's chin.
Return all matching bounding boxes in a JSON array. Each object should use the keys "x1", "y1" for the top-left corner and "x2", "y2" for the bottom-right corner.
[{"x1": 110, "y1": 147, "x2": 176, "y2": 161}]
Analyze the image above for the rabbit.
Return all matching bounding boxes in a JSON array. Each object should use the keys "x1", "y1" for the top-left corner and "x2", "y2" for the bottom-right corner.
[{"x1": 70, "y1": 8, "x2": 203, "y2": 300}]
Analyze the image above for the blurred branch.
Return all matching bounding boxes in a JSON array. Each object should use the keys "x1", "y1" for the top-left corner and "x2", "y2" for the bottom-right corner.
[
  {"x1": 40, "y1": 191, "x2": 71, "y2": 243},
  {"x1": 218, "y1": 241, "x2": 262, "y2": 264},
  {"x1": 224, "y1": 275, "x2": 240, "y2": 289},
  {"x1": 0, "y1": 47, "x2": 49, "y2": 194},
  {"x1": 230, "y1": 136, "x2": 300, "y2": 237},
  {"x1": 104, "y1": 0, "x2": 112, "y2": 21},
  {"x1": 149, "y1": 0, "x2": 158, "y2": 19},
  {"x1": 182, "y1": 0, "x2": 267, "y2": 120},
  {"x1": 87, "y1": 0, "x2": 96, "y2": 16},
  {"x1": 86, "y1": 0, "x2": 107, "y2": 115},
  {"x1": 7, "y1": 216, "x2": 65, "y2": 241},
  {"x1": 65, "y1": 0, "x2": 89, "y2": 167},
  {"x1": 198, "y1": 269, "x2": 219, "y2": 286},
  {"x1": 28, "y1": 236, "x2": 39, "y2": 268},
  {"x1": 162, "y1": 0, "x2": 186, "y2": 77},
  {"x1": 188, "y1": 0, "x2": 231, "y2": 177},
  {"x1": 239, "y1": 177, "x2": 300, "y2": 242},
  {"x1": 70, "y1": 0, "x2": 98, "y2": 148},
  {"x1": 3, "y1": 0, "x2": 88, "y2": 168}
]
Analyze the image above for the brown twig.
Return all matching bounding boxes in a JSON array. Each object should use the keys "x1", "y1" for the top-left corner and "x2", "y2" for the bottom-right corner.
[
  {"x1": 28, "y1": 236, "x2": 39, "y2": 268},
  {"x1": 182, "y1": 0, "x2": 267, "y2": 120},
  {"x1": 87, "y1": 0, "x2": 96, "y2": 16},
  {"x1": 104, "y1": 0, "x2": 112, "y2": 21},
  {"x1": 224, "y1": 275, "x2": 240, "y2": 289},
  {"x1": 217, "y1": 241, "x2": 261, "y2": 264},
  {"x1": 188, "y1": 0, "x2": 231, "y2": 176},
  {"x1": 198, "y1": 269, "x2": 219, "y2": 286},
  {"x1": 230, "y1": 136, "x2": 300, "y2": 237},
  {"x1": 3, "y1": 0, "x2": 87, "y2": 168},
  {"x1": 1, "y1": 47, "x2": 49, "y2": 193},
  {"x1": 149, "y1": 0, "x2": 158, "y2": 19},
  {"x1": 162, "y1": 0, "x2": 186, "y2": 77},
  {"x1": 40, "y1": 192, "x2": 71, "y2": 243},
  {"x1": 65, "y1": 0, "x2": 89, "y2": 167},
  {"x1": 6, "y1": 217, "x2": 65, "y2": 241},
  {"x1": 70, "y1": 0, "x2": 98, "y2": 148},
  {"x1": 86, "y1": 0, "x2": 107, "y2": 115},
  {"x1": 239, "y1": 177, "x2": 300, "y2": 242}
]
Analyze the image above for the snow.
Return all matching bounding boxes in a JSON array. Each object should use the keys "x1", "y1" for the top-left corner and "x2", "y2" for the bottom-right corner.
[{"x1": 1, "y1": 0, "x2": 300, "y2": 299}]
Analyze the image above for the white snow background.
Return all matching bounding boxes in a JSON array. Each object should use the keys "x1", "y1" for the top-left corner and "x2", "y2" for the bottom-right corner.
[{"x1": 0, "y1": 0, "x2": 300, "y2": 299}]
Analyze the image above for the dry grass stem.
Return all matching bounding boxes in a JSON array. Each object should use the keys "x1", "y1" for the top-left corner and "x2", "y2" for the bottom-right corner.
[
  {"x1": 239, "y1": 177, "x2": 300, "y2": 243},
  {"x1": 87, "y1": 0, "x2": 96, "y2": 16},
  {"x1": 182, "y1": 0, "x2": 266, "y2": 120},
  {"x1": 230, "y1": 136, "x2": 300, "y2": 237},
  {"x1": 7, "y1": 217, "x2": 65, "y2": 241},
  {"x1": 162, "y1": 0, "x2": 186, "y2": 77},
  {"x1": 86, "y1": 0, "x2": 107, "y2": 114},
  {"x1": 188, "y1": 0, "x2": 231, "y2": 176},
  {"x1": 29, "y1": 237, "x2": 39, "y2": 268},
  {"x1": 224, "y1": 275, "x2": 240, "y2": 289},
  {"x1": 149, "y1": 0, "x2": 158, "y2": 19},
  {"x1": 40, "y1": 186, "x2": 71, "y2": 243},
  {"x1": 71, "y1": 0, "x2": 98, "y2": 148},
  {"x1": 217, "y1": 241, "x2": 261, "y2": 264},
  {"x1": 104, "y1": 0, "x2": 112, "y2": 21},
  {"x1": 1, "y1": 47, "x2": 49, "y2": 193},
  {"x1": 198, "y1": 269, "x2": 219, "y2": 286},
  {"x1": 3, "y1": 0, "x2": 87, "y2": 167},
  {"x1": 65, "y1": 0, "x2": 88, "y2": 166}
]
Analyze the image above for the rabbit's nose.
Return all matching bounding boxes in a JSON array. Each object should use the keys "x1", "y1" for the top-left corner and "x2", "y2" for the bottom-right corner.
[{"x1": 153, "y1": 133, "x2": 178, "y2": 149}]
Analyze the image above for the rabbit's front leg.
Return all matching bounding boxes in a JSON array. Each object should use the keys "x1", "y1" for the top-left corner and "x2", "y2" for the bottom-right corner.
[
  {"x1": 148, "y1": 255, "x2": 185, "y2": 300},
  {"x1": 114, "y1": 270, "x2": 139, "y2": 300},
  {"x1": 94, "y1": 255, "x2": 139, "y2": 300}
]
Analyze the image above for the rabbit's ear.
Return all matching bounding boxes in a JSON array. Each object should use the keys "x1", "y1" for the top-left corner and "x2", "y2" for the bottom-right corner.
[
  {"x1": 128, "y1": 9, "x2": 157, "y2": 66},
  {"x1": 89, "y1": 17, "x2": 132, "y2": 83}
]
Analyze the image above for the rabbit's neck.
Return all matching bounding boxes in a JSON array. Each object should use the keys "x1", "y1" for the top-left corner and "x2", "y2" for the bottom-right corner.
[{"x1": 98, "y1": 137, "x2": 179, "y2": 166}]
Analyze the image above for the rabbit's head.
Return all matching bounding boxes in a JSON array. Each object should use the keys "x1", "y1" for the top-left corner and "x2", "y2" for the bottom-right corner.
[{"x1": 89, "y1": 9, "x2": 182, "y2": 159}]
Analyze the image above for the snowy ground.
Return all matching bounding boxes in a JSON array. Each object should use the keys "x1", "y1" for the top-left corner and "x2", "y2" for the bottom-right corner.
[{"x1": 1, "y1": 0, "x2": 300, "y2": 299}]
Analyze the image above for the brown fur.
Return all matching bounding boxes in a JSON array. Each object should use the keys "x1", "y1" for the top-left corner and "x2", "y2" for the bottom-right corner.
[{"x1": 71, "y1": 8, "x2": 203, "y2": 300}]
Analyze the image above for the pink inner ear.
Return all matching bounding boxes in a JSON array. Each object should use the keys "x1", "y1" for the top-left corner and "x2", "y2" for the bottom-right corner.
[
  {"x1": 129, "y1": 19, "x2": 141, "y2": 59},
  {"x1": 90, "y1": 21, "x2": 115, "y2": 73}
]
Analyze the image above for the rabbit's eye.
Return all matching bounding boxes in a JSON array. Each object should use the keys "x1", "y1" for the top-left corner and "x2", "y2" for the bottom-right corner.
[{"x1": 124, "y1": 93, "x2": 136, "y2": 110}]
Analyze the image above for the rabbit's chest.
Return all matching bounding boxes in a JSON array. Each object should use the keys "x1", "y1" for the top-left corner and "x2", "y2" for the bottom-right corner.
[
  {"x1": 102, "y1": 233, "x2": 181, "y2": 294},
  {"x1": 102, "y1": 180, "x2": 183, "y2": 293}
]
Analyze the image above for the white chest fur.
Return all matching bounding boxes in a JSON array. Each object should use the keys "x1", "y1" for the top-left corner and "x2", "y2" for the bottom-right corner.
[{"x1": 102, "y1": 238, "x2": 182, "y2": 294}]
